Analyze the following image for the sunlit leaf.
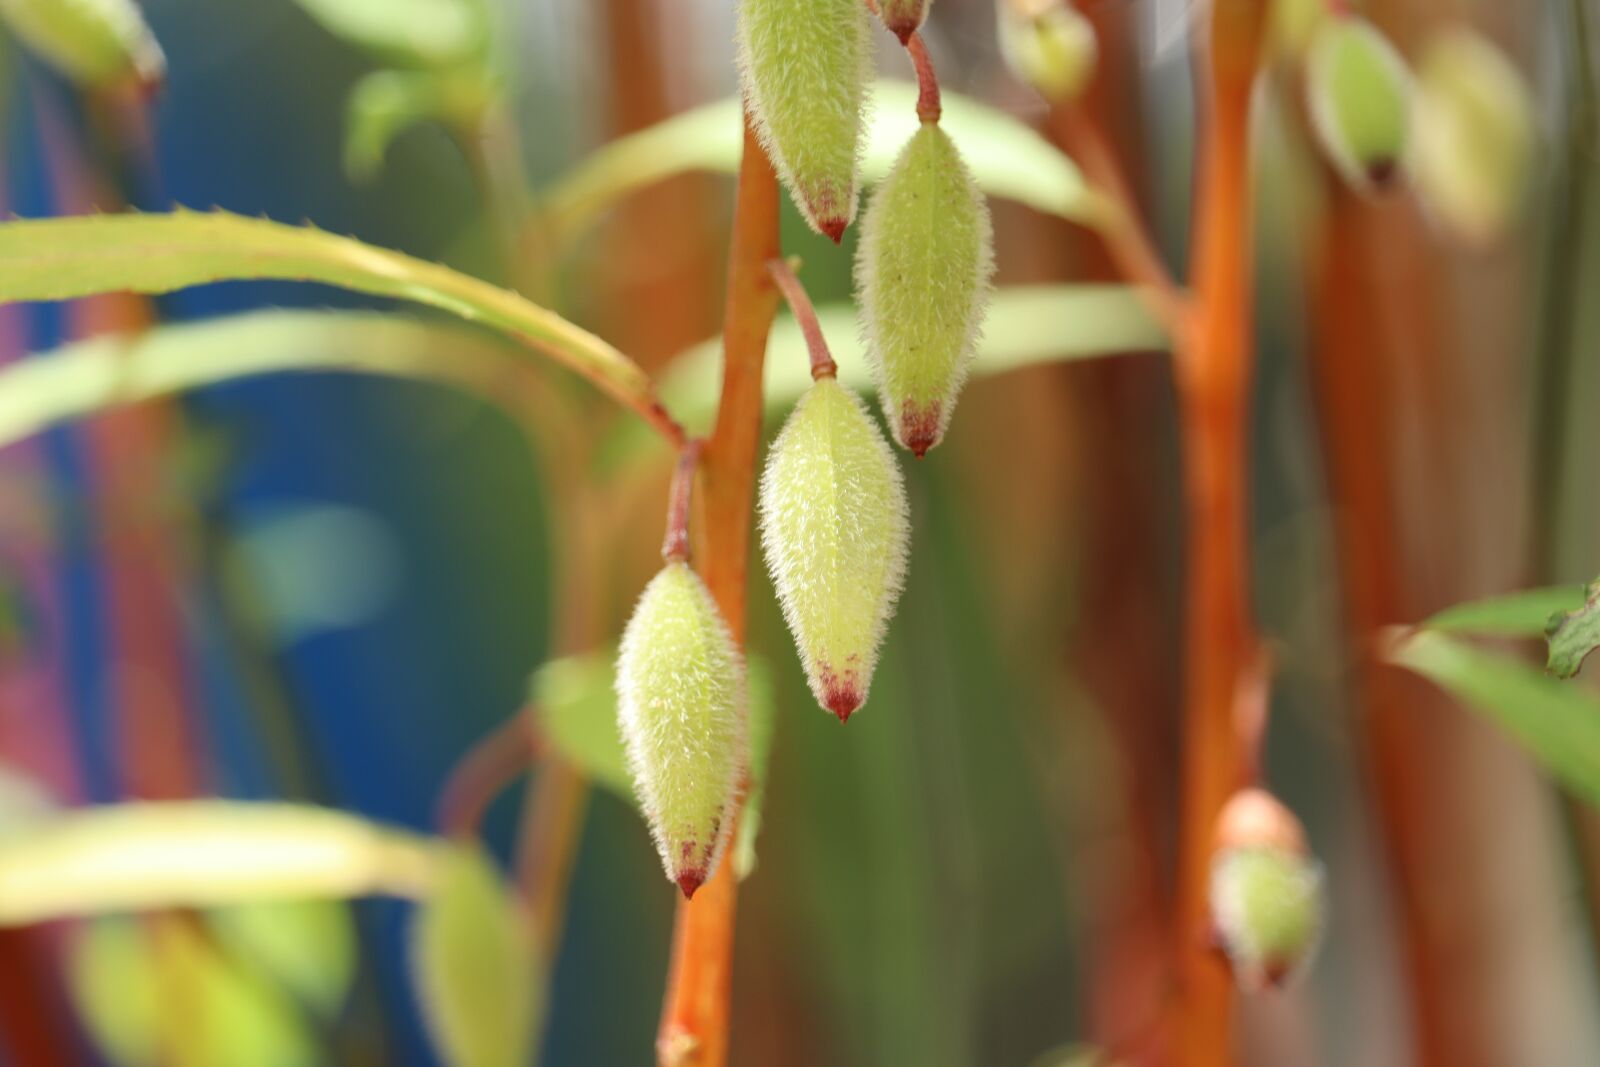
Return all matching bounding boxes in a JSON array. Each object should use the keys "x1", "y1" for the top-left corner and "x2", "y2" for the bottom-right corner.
[
  {"x1": 0, "y1": 211, "x2": 656, "y2": 418},
  {"x1": 533, "y1": 652, "x2": 778, "y2": 879},
  {"x1": 0, "y1": 0, "x2": 164, "y2": 91},
  {"x1": 289, "y1": 0, "x2": 486, "y2": 66},
  {"x1": 1545, "y1": 579, "x2": 1600, "y2": 680},
  {"x1": 0, "y1": 310, "x2": 523, "y2": 454},
  {"x1": 208, "y1": 899, "x2": 358, "y2": 1019},
  {"x1": 659, "y1": 284, "x2": 1165, "y2": 435},
  {"x1": 411, "y1": 845, "x2": 535, "y2": 1067},
  {"x1": 69, "y1": 919, "x2": 160, "y2": 1067},
  {"x1": 1419, "y1": 584, "x2": 1586, "y2": 639},
  {"x1": 540, "y1": 80, "x2": 1107, "y2": 247},
  {"x1": 0, "y1": 802, "x2": 439, "y2": 924},
  {"x1": 1385, "y1": 628, "x2": 1600, "y2": 805}
]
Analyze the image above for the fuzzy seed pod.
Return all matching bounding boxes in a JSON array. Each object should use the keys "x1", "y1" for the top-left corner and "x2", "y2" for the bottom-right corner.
[
  {"x1": 857, "y1": 124, "x2": 995, "y2": 456},
  {"x1": 1306, "y1": 15, "x2": 1413, "y2": 192},
  {"x1": 878, "y1": 0, "x2": 931, "y2": 44},
  {"x1": 616, "y1": 562, "x2": 746, "y2": 897},
  {"x1": 1411, "y1": 29, "x2": 1534, "y2": 246},
  {"x1": 1209, "y1": 789, "x2": 1324, "y2": 991},
  {"x1": 760, "y1": 377, "x2": 909, "y2": 721},
  {"x1": 997, "y1": 0, "x2": 1098, "y2": 103},
  {"x1": 737, "y1": 0, "x2": 871, "y2": 241},
  {"x1": 0, "y1": 0, "x2": 164, "y2": 92}
]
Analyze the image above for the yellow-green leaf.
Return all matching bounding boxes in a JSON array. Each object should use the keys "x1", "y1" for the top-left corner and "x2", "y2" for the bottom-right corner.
[
  {"x1": 1418, "y1": 585, "x2": 1586, "y2": 640},
  {"x1": 208, "y1": 899, "x2": 358, "y2": 1019},
  {"x1": 0, "y1": 0, "x2": 164, "y2": 91},
  {"x1": 411, "y1": 845, "x2": 535, "y2": 1067},
  {"x1": 289, "y1": 0, "x2": 485, "y2": 66},
  {"x1": 1545, "y1": 579, "x2": 1600, "y2": 680}
]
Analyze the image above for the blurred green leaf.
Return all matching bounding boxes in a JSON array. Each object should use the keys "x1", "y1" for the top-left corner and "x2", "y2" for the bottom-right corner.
[
  {"x1": 0, "y1": 310, "x2": 527, "y2": 453},
  {"x1": 533, "y1": 652, "x2": 778, "y2": 879},
  {"x1": 1385, "y1": 629, "x2": 1600, "y2": 805},
  {"x1": 1419, "y1": 584, "x2": 1586, "y2": 638},
  {"x1": 0, "y1": 801, "x2": 440, "y2": 924},
  {"x1": 540, "y1": 80, "x2": 1108, "y2": 246},
  {"x1": 289, "y1": 0, "x2": 485, "y2": 66},
  {"x1": 0, "y1": 0, "x2": 163, "y2": 90},
  {"x1": 345, "y1": 68, "x2": 492, "y2": 181},
  {"x1": 0, "y1": 211, "x2": 656, "y2": 414},
  {"x1": 68, "y1": 919, "x2": 160, "y2": 1067},
  {"x1": 208, "y1": 899, "x2": 358, "y2": 1019},
  {"x1": 411, "y1": 845, "x2": 535, "y2": 1067},
  {"x1": 1546, "y1": 579, "x2": 1600, "y2": 679},
  {"x1": 657, "y1": 285, "x2": 1165, "y2": 436}
]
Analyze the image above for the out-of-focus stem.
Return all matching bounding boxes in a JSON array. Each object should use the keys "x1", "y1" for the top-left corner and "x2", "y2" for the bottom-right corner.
[
  {"x1": 1168, "y1": 3, "x2": 1269, "y2": 1064},
  {"x1": 436, "y1": 711, "x2": 542, "y2": 839},
  {"x1": 656, "y1": 120, "x2": 781, "y2": 1067}
]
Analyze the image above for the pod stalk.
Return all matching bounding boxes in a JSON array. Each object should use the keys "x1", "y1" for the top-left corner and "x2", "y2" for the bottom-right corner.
[
  {"x1": 662, "y1": 438, "x2": 705, "y2": 564},
  {"x1": 767, "y1": 258, "x2": 838, "y2": 381}
]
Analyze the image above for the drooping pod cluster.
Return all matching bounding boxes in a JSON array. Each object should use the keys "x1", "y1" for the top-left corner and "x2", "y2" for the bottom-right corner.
[
  {"x1": 1208, "y1": 788, "x2": 1325, "y2": 991},
  {"x1": 0, "y1": 0, "x2": 165, "y2": 92},
  {"x1": 737, "y1": 0, "x2": 872, "y2": 241},
  {"x1": 760, "y1": 374, "x2": 910, "y2": 721},
  {"x1": 615, "y1": 559, "x2": 747, "y2": 898},
  {"x1": 1305, "y1": 14, "x2": 1413, "y2": 192}
]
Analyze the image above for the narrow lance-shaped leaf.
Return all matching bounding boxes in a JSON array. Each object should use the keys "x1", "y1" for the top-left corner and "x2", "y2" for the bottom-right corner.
[
  {"x1": 0, "y1": 0, "x2": 164, "y2": 91},
  {"x1": 737, "y1": 0, "x2": 872, "y2": 240},
  {"x1": 615, "y1": 563, "x2": 747, "y2": 897},
  {"x1": 760, "y1": 377, "x2": 910, "y2": 720},
  {"x1": 857, "y1": 123, "x2": 995, "y2": 455},
  {"x1": 1418, "y1": 584, "x2": 1587, "y2": 640}
]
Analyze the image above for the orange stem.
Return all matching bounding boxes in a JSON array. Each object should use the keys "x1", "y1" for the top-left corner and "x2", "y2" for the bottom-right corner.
[
  {"x1": 436, "y1": 711, "x2": 541, "y2": 839},
  {"x1": 1168, "y1": 3, "x2": 1268, "y2": 1065},
  {"x1": 655, "y1": 119, "x2": 781, "y2": 1067}
]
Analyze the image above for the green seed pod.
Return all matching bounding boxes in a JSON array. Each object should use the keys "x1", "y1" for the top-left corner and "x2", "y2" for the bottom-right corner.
[
  {"x1": 1411, "y1": 29, "x2": 1534, "y2": 246},
  {"x1": 616, "y1": 562, "x2": 746, "y2": 897},
  {"x1": 737, "y1": 0, "x2": 871, "y2": 242},
  {"x1": 997, "y1": 0, "x2": 1098, "y2": 103},
  {"x1": 759, "y1": 377, "x2": 909, "y2": 721},
  {"x1": 0, "y1": 0, "x2": 164, "y2": 92},
  {"x1": 1208, "y1": 789, "x2": 1324, "y2": 991},
  {"x1": 856, "y1": 124, "x2": 995, "y2": 456},
  {"x1": 878, "y1": 0, "x2": 931, "y2": 44},
  {"x1": 1305, "y1": 15, "x2": 1412, "y2": 192}
]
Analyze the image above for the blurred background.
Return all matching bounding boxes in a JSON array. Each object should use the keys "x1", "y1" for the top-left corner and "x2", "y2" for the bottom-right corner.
[{"x1": 0, "y1": 0, "x2": 1593, "y2": 1065}]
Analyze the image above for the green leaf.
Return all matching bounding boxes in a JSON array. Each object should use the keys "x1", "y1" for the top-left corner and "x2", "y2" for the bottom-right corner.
[
  {"x1": 411, "y1": 845, "x2": 535, "y2": 1067},
  {"x1": 68, "y1": 919, "x2": 160, "y2": 1067},
  {"x1": 345, "y1": 68, "x2": 492, "y2": 181},
  {"x1": 658, "y1": 284, "x2": 1165, "y2": 436},
  {"x1": 1546, "y1": 579, "x2": 1600, "y2": 680},
  {"x1": 0, "y1": 210, "x2": 658, "y2": 422},
  {"x1": 0, "y1": 0, "x2": 164, "y2": 90},
  {"x1": 0, "y1": 310, "x2": 529, "y2": 453},
  {"x1": 289, "y1": 0, "x2": 486, "y2": 66},
  {"x1": 0, "y1": 801, "x2": 440, "y2": 925},
  {"x1": 1385, "y1": 628, "x2": 1600, "y2": 805},
  {"x1": 540, "y1": 80, "x2": 1107, "y2": 247},
  {"x1": 1418, "y1": 584, "x2": 1587, "y2": 639},
  {"x1": 208, "y1": 899, "x2": 358, "y2": 1019},
  {"x1": 533, "y1": 651, "x2": 778, "y2": 879}
]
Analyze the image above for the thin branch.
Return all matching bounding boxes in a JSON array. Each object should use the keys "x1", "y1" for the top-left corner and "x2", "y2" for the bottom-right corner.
[
  {"x1": 907, "y1": 33, "x2": 943, "y2": 124},
  {"x1": 766, "y1": 258, "x2": 837, "y2": 380},
  {"x1": 436, "y1": 711, "x2": 542, "y2": 839},
  {"x1": 662, "y1": 439, "x2": 706, "y2": 563}
]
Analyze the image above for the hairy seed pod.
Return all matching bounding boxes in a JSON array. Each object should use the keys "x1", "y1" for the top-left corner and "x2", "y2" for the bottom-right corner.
[
  {"x1": 857, "y1": 124, "x2": 995, "y2": 456},
  {"x1": 0, "y1": 0, "x2": 164, "y2": 92},
  {"x1": 1411, "y1": 29, "x2": 1534, "y2": 246},
  {"x1": 1306, "y1": 15, "x2": 1413, "y2": 192},
  {"x1": 1209, "y1": 789, "x2": 1324, "y2": 991},
  {"x1": 760, "y1": 377, "x2": 910, "y2": 721},
  {"x1": 737, "y1": 0, "x2": 871, "y2": 242},
  {"x1": 616, "y1": 562, "x2": 746, "y2": 897},
  {"x1": 997, "y1": 0, "x2": 1098, "y2": 103},
  {"x1": 878, "y1": 0, "x2": 931, "y2": 44}
]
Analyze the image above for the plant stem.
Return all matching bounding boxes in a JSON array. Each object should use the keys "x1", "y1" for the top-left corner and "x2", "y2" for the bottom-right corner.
[
  {"x1": 907, "y1": 33, "x2": 942, "y2": 124},
  {"x1": 1168, "y1": 3, "x2": 1268, "y2": 1063},
  {"x1": 655, "y1": 119, "x2": 781, "y2": 1067},
  {"x1": 663, "y1": 439, "x2": 706, "y2": 563},
  {"x1": 435, "y1": 711, "x2": 541, "y2": 839},
  {"x1": 766, "y1": 258, "x2": 837, "y2": 381}
]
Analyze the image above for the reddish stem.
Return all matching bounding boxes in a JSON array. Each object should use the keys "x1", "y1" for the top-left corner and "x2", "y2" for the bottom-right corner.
[
  {"x1": 766, "y1": 258, "x2": 837, "y2": 381},
  {"x1": 907, "y1": 32, "x2": 943, "y2": 124},
  {"x1": 656, "y1": 119, "x2": 781, "y2": 1067},
  {"x1": 436, "y1": 711, "x2": 542, "y2": 839},
  {"x1": 662, "y1": 439, "x2": 707, "y2": 563}
]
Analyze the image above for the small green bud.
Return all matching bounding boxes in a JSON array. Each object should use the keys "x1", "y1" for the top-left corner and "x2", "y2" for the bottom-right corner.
[
  {"x1": 0, "y1": 0, "x2": 164, "y2": 92},
  {"x1": 1306, "y1": 15, "x2": 1413, "y2": 192},
  {"x1": 616, "y1": 562, "x2": 746, "y2": 897},
  {"x1": 737, "y1": 0, "x2": 872, "y2": 242},
  {"x1": 878, "y1": 0, "x2": 931, "y2": 44},
  {"x1": 997, "y1": 0, "x2": 1098, "y2": 103},
  {"x1": 759, "y1": 377, "x2": 909, "y2": 721},
  {"x1": 1209, "y1": 789, "x2": 1324, "y2": 991},
  {"x1": 856, "y1": 124, "x2": 995, "y2": 456},
  {"x1": 1411, "y1": 29, "x2": 1534, "y2": 246}
]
